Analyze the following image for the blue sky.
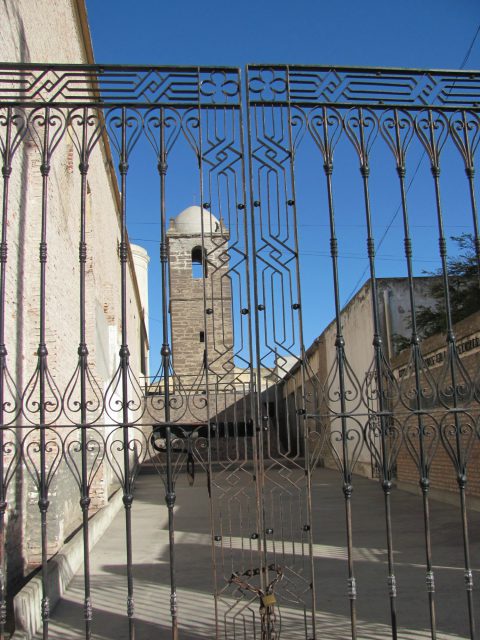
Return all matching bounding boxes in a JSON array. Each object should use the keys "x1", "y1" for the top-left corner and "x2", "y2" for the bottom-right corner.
[
  {"x1": 86, "y1": 0, "x2": 479, "y2": 71},
  {"x1": 84, "y1": 1, "x2": 480, "y2": 374}
]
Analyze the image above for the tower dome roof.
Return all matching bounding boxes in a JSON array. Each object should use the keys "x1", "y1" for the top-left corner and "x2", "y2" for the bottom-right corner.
[{"x1": 172, "y1": 205, "x2": 220, "y2": 234}]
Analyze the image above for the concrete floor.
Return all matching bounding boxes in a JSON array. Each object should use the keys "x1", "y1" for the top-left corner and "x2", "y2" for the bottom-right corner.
[{"x1": 37, "y1": 467, "x2": 480, "y2": 639}]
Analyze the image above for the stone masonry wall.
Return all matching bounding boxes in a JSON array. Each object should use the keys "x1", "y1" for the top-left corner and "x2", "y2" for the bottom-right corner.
[{"x1": 168, "y1": 232, "x2": 234, "y2": 381}]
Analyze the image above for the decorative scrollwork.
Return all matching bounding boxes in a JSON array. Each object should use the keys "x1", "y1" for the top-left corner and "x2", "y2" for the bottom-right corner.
[
  {"x1": 0, "y1": 428, "x2": 20, "y2": 493},
  {"x1": 328, "y1": 416, "x2": 365, "y2": 480},
  {"x1": 343, "y1": 107, "x2": 379, "y2": 168},
  {"x1": 28, "y1": 106, "x2": 67, "y2": 162},
  {"x1": 307, "y1": 106, "x2": 343, "y2": 167},
  {"x1": 440, "y1": 411, "x2": 476, "y2": 481},
  {"x1": 0, "y1": 362, "x2": 22, "y2": 425},
  {"x1": 364, "y1": 415, "x2": 403, "y2": 482},
  {"x1": 289, "y1": 107, "x2": 307, "y2": 156},
  {"x1": 144, "y1": 107, "x2": 182, "y2": 160},
  {"x1": 104, "y1": 360, "x2": 146, "y2": 425},
  {"x1": 324, "y1": 349, "x2": 362, "y2": 415},
  {"x1": 362, "y1": 352, "x2": 400, "y2": 410},
  {"x1": 63, "y1": 427, "x2": 106, "y2": 493},
  {"x1": 449, "y1": 110, "x2": 480, "y2": 171},
  {"x1": 191, "y1": 433, "x2": 209, "y2": 470},
  {"x1": 437, "y1": 342, "x2": 473, "y2": 409},
  {"x1": 0, "y1": 108, "x2": 29, "y2": 165},
  {"x1": 398, "y1": 344, "x2": 437, "y2": 409},
  {"x1": 105, "y1": 426, "x2": 148, "y2": 495},
  {"x1": 185, "y1": 364, "x2": 211, "y2": 422},
  {"x1": 379, "y1": 109, "x2": 415, "y2": 170},
  {"x1": 180, "y1": 108, "x2": 200, "y2": 158},
  {"x1": 68, "y1": 107, "x2": 105, "y2": 165},
  {"x1": 63, "y1": 360, "x2": 104, "y2": 425},
  {"x1": 403, "y1": 413, "x2": 439, "y2": 477},
  {"x1": 106, "y1": 107, "x2": 143, "y2": 162},
  {"x1": 22, "y1": 427, "x2": 63, "y2": 492},
  {"x1": 414, "y1": 110, "x2": 449, "y2": 170},
  {"x1": 22, "y1": 361, "x2": 62, "y2": 426},
  {"x1": 146, "y1": 358, "x2": 188, "y2": 423}
]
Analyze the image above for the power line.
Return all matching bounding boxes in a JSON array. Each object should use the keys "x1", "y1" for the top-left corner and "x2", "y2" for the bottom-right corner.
[
  {"x1": 459, "y1": 23, "x2": 480, "y2": 68},
  {"x1": 129, "y1": 220, "x2": 470, "y2": 229},
  {"x1": 343, "y1": 21, "x2": 480, "y2": 304},
  {"x1": 130, "y1": 237, "x2": 440, "y2": 262}
]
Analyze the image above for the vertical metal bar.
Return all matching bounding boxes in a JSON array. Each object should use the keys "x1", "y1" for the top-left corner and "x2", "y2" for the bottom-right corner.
[
  {"x1": 195, "y1": 88, "x2": 221, "y2": 639},
  {"x1": 354, "y1": 108, "x2": 398, "y2": 639},
  {"x1": 244, "y1": 82, "x2": 267, "y2": 604},
  {"x1": 450, "y1": 111, "x2": 480, "y2": 279},
  {"x1": 118, "y1": 107, "x2": 135, "y2": 640},
  {"x1": 462, "y1": 119, "x2": 480, "y2": 278},
  {"x1": 317, "y1": 106, "x2": 360, "y2": 640},
  {"x1": 77, "y1": 107, "x2": 93, "y2": 639},
  {"x1": 387, "y1": 108, "x2": 438, "y2": 638},
  {"x1": 38, "y1": 106, "x2": 51, "y2": 640},
  {"x1": 284, "y1": 68, "x2": 317, "y2": 640},
  {"x1": 0, "y1": 107, "x2": 12, "y2": 640},
  {"x1": 237, "y1": 70, "x2": 261, "y2": 638},
  {"x1": 157, "y1": 106, "x2": 178, "y2": 640}
]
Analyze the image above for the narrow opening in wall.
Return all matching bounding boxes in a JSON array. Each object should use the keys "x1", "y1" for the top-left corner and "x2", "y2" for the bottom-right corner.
[
  {"x1": 199, "y1": 331, "x2": 205, "y2": 343},
  {"x1": 192, "y1": 245, "x2": 207, "y2": 278}
]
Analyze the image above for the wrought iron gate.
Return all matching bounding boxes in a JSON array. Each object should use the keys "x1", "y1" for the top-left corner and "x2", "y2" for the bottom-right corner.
[{"x1": 0, "y1": 63, "x2": 479, "y2": 640}]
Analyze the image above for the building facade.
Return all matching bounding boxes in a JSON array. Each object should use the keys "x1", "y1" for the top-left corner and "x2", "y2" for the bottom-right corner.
[{"x1": 2, "y1": 0, "x2": 149, "y2": 595}]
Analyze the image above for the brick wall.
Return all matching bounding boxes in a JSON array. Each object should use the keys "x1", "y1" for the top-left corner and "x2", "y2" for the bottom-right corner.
[{"x1": 392, "y1": 311, "x2": 480, "y2": 500}]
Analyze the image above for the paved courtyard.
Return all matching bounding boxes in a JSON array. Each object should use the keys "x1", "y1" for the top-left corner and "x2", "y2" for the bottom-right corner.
[{"x1": 35, "y1": 467, "x2": 480, "y2": 639}]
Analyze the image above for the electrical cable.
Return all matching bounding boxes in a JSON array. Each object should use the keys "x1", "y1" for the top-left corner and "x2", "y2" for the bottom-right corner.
[{"x1": 343, "y1": 21, "x2": 480, "y2": 304}]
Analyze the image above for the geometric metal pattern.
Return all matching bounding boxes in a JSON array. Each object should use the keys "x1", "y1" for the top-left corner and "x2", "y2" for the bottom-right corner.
[{"x1": 248, "y1": 65, "x2": 480, "y2": 108}]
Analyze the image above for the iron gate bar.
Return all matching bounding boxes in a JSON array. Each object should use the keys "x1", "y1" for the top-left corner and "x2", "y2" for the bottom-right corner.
[
  {"x1": 285, "y1": 73, "x2": 318, "y2": 640},
  {"x1": 378, "y1": 106, "x2": 433, "y2": 637},
  {"x1": 70, "y1": 105, "x2": 101, "y2": 640},
  {"x1": 344, "y1": 106, "x2": 400, "y2": 639},
  {"x1": 0, "y1": 106, "x2": 26, "y2": 640}
]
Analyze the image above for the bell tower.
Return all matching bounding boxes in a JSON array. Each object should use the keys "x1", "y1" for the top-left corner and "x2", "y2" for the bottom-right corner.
[{"x1": 167, "y1": 206, "x2": 234, "y2": 381}]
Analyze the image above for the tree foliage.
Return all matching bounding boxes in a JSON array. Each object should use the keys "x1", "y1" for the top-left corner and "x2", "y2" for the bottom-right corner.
[{"x1": 415, "y1": 234, "x2": 480, "y2": 338}]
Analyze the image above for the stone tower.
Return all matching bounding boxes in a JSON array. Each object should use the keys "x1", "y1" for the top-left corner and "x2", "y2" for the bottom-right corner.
[{"x1": 167, "y1": 206, "x2": 234, "y2": 381}]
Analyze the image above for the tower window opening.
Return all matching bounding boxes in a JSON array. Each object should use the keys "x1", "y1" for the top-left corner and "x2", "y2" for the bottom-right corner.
[
  {"x1": 199, "y1": 331, "x2": 205, "y2": 343},
  {"x1": 192, "y1": 245, "x2": 208, "y2": 278}
]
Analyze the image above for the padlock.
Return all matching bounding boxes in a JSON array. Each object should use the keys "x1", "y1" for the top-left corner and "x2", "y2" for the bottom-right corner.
[{"x1": 261, "y1": 593, "x2": 276, "y2": 608}]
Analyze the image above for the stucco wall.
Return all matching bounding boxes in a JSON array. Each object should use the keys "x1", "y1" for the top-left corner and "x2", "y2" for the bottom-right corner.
[{"x1": 279, "y1": 277, "x2": 439, "y2": 477}]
